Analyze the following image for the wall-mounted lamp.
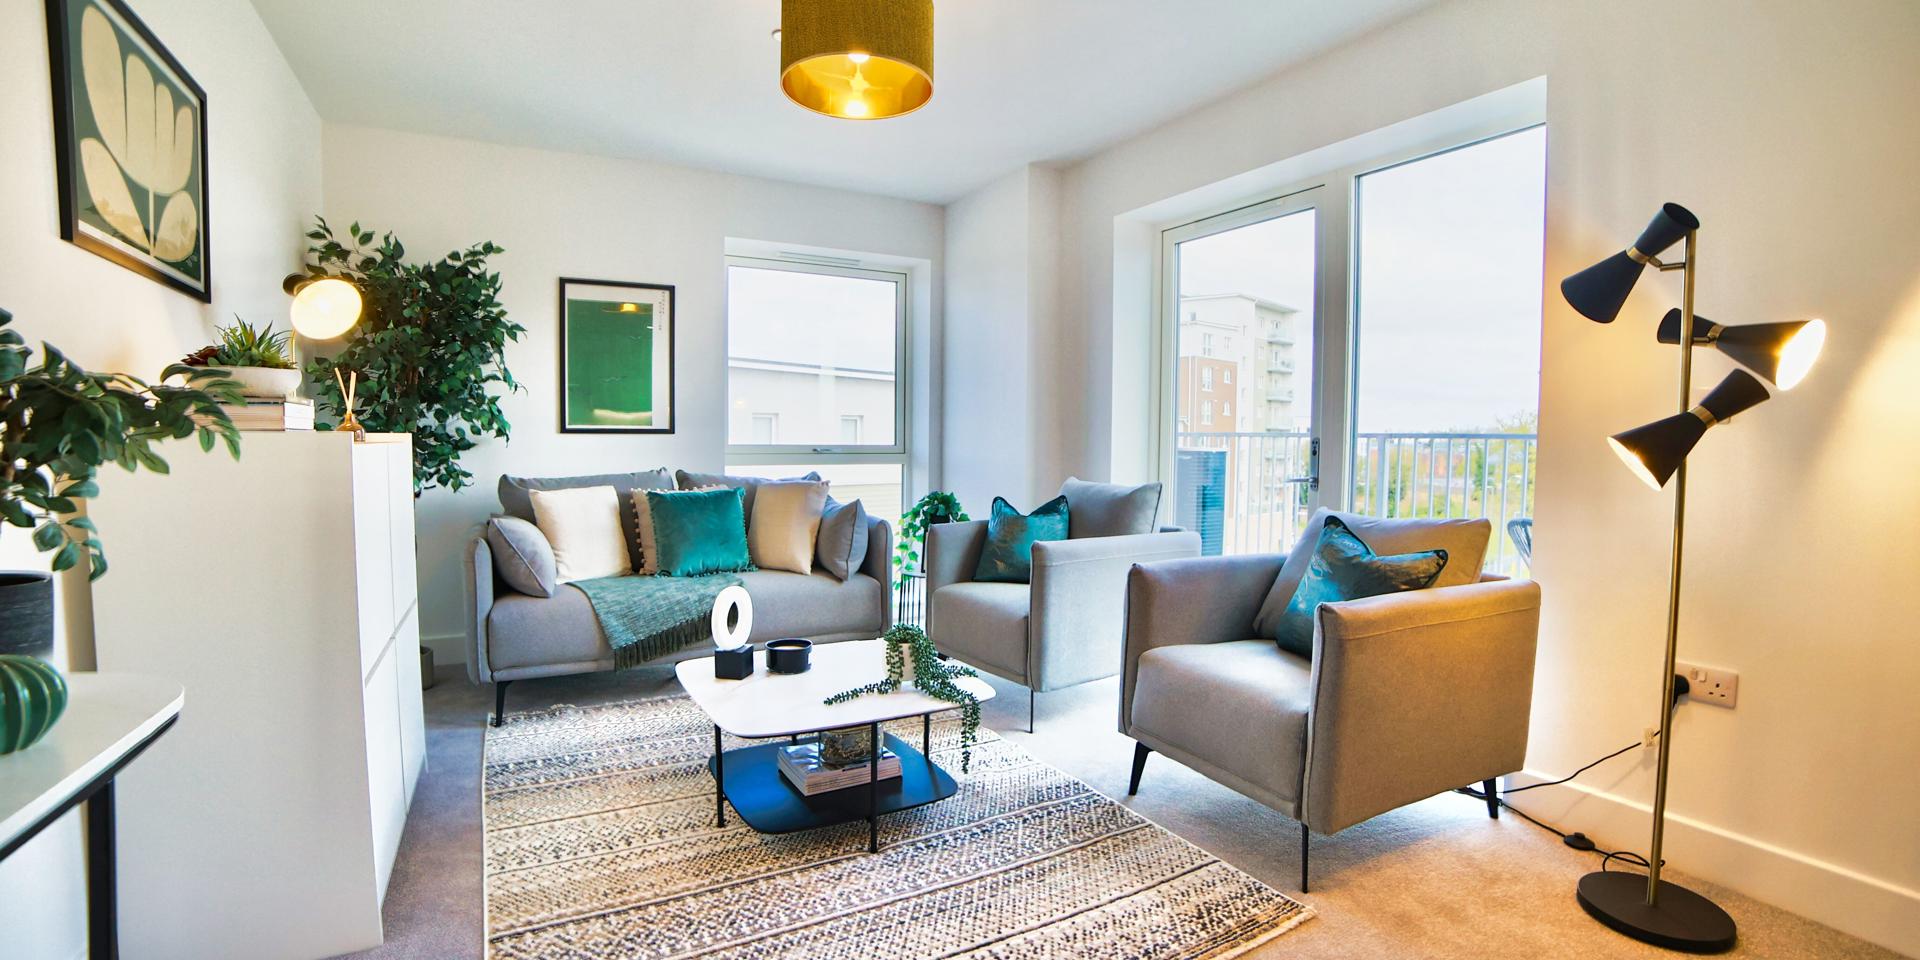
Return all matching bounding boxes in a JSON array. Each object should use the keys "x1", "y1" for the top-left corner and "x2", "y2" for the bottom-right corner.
[{"x1": 282, "y1": 274, "x2": 363, "y2": 340}]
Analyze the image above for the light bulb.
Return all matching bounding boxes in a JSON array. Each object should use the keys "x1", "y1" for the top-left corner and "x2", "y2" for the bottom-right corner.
[
  {"x1": 1608, "y1": 436, "x2": 1665, "y2": 491},
  {"x1": 289, "y1": 277, "x2": 362, "y2": 340},
  {"x1": 847, "y1": 52, "x2": 869, "y2": 63},
  {"x1": 843, "y1": 98, "x2": 870, "y2": 118},
  {"x1": 1774, "y1": 319, "x2": 1826, "y2": 390}
]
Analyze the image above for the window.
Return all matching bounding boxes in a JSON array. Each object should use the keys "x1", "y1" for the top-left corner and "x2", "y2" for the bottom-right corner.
[
  {"x1": 1201, "y1": 400, "x2": 1214, "y2": 426},
  {"x1": 726, "y1": 256, "x2": 910, "y2": 511},
  {"x1": 1201, "y1": 368, "x2": 1213, "y2": 391},
  {"x1": 1223, "y1": 369, "x2": 1233, "y2": 385},
  {"x1": 1222, "y1": 402, "x2": 1232, "y2": 417},
  {"x1": 1202, "y1": 332, "x2": 1215, "y2": 357}
]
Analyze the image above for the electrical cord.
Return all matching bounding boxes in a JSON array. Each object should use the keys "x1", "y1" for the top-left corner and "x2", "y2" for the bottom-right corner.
[{"x1": 1453, "y1": 676, "x2": 1690, "y2": 875}]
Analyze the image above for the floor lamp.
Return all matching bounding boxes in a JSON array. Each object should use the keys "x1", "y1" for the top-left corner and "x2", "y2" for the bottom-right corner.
[{"x1": 1560, "y1": 203, "x2": 1827, "y2": 953}]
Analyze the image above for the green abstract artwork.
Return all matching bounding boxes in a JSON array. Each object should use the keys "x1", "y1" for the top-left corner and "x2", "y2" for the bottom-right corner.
[
  {"x1": 561, "y1": 280, "x2": 675, "y2": 433},
  {"x1": 49, "y1": 0, "x2": 209, "y2": 300}
]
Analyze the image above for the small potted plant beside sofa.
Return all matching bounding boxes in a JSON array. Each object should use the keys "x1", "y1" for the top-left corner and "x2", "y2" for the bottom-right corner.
[{"x1": 466, "y1": 468, "x2": 894, "y2": 724}]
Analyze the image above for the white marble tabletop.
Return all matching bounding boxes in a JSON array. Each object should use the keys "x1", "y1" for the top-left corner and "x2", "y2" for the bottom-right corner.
[
  {"x1": 676, "y1": 639, "x2": 995, "y2": 739},
  {"x1": 1, "y1": 672, "x2": 183, "y2": 850}
]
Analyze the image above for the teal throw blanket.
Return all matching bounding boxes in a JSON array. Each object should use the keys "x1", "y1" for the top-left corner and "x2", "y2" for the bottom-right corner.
[{"x1": 571, "y1": 573, "x2": 743, "y2": 669}]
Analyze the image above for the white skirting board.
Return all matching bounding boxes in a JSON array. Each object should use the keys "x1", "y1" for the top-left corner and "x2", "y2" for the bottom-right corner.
[{"x1": 1504, "y1": 771, "x2": 1920, "y2": 957}]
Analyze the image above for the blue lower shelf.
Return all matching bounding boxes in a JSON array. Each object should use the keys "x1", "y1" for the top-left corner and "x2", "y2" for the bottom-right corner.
[{"x1": 708, "y1": 732, "x2": 957, "y2": 834}]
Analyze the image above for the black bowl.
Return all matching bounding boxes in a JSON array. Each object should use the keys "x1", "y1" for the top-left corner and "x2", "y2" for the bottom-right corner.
[{"x1": 765, "y1": 638, "x2": 812, "y2": 674}]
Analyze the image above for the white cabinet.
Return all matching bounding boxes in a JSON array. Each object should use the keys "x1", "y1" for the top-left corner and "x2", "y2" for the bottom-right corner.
[{"x1": 91, "y1": 433, "x2": 425, "y2": 960}]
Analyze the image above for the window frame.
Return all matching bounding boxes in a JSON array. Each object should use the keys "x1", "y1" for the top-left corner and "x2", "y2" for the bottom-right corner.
[{"x1": 723, "y1": 255, "x2": 912, "y2": 465}]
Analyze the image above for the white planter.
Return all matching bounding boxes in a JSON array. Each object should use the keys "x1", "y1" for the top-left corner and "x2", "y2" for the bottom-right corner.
[{"x1": 221, "y1": 366, "x2": 301, "y2": 399}]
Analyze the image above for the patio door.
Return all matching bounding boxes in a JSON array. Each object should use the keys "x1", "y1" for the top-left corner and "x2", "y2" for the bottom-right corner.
[{"x1": 1160, "y1": 189, "x2": 1346, "y2": 556}]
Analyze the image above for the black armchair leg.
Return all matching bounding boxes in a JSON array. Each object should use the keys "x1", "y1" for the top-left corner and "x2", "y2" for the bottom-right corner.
[
  {"x1": 1027, "y1": 688, "x2": 1036, "y2": 733},
  {"x1": 1128, "y1": 742, "x2": 1151, "y2": 796},
  {"x1": 1482, "y1": 778, "x2": 1500, "y2": 818},
  {"x1": 491, "y1": 680, "x2": 511, "y2": 728},
  {"x1": 1300, "y1": 822, "x2": 1310, "y2": 893}
]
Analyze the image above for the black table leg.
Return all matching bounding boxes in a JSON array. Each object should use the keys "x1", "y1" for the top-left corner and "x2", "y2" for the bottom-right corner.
[
  {"x1": 87, "y1": 780, "x2": 116, "y2": 960},
  {"x1": 867, "y1": 721, "x2": 880, "y2": 853},
  {"x1": 922, "y1": 713, "x2": 930, "y2": 756},
  {"x1": 713, "y1": 725, "x2": 726, "y2": 828}
]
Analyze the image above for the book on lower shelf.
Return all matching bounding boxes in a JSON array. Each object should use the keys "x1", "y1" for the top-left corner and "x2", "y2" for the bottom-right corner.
[
  {"x1": 776, "y1": 742, "x2": 903, "y2": 796},
  {"x1": 216, "y1": 398, "x2": 315, "y2": 431}
]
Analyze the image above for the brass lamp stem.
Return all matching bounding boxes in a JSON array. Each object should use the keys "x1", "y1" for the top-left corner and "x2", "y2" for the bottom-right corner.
[{"x1": 1646, "y1": 228, "x2": 1697, "y2": 906}]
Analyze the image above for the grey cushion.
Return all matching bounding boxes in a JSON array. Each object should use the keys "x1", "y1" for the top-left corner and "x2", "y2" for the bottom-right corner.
[
  {"x1": 816, "y1": 497, "x2": 870, "y2": 581},
  {"x1": 498, "y1": 469, "x2": 674, "y2": 571},
  {"x1": 485, "y1": 516, "x2": 557, "y2": 598},
  {"x1": 1252, "y1": 509, "x2": 1492, "y2": 638},
  {"x1": 930, "y1": 581, "x2": 1031, "y2": 681},
  {"x1": 1131, "y1": 639, "x2": 1311, "y2": 805},
  {"x1": 1059, "y1": 476, "x2": 1162, "y2": 539},
  {"x1": 487, "y1": 570, "x2": 886, "y2": 672},
  {"x1": 675, "y1": 470, "x2": 822, "y2": 523}
]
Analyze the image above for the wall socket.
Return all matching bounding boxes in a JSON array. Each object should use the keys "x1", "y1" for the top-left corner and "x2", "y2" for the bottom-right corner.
[{"x1": 1676, "y1": 661, "x2": 1739, "y2": 708}]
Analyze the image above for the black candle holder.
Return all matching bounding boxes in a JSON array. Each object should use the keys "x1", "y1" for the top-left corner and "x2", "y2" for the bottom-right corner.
[{"x1": 766, "y1": 638, "x2": 812, "y2": 674}]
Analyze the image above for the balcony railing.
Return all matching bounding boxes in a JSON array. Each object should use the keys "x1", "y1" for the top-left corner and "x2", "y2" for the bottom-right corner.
[{"x1": 1174, "y1": 430, "x2": 1537, "y2": 575}]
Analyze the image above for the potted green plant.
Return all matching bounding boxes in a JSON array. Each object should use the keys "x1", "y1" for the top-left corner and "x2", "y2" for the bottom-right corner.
[
  {"x1": 894, "y1": 490, "x2": 968, "y2": 587},
  {"x1": 0, "y1": 306, "x2": 241, "y2": 657},
  {"x1": 824, "y1": 624, "x2": 983, "y2": 771},
  {"x1": 182, "y1": 316, "x2": 298, "y2": 399}
]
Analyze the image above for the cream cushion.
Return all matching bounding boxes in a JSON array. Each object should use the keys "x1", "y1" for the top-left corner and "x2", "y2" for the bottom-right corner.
[
  {"x1": 529, "y1": 485, "x2": 632, "y2": 582},
  {"x1": 748, "y1": 479, "x2": 829, "y2": 574}
]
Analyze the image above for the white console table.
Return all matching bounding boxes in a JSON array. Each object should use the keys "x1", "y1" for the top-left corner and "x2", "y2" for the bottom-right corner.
[{"x1": 0, "y1": 673, "x2": 183, "y2": 960}]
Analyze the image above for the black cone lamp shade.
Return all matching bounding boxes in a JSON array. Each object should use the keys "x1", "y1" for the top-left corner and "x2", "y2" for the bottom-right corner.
[
  {"x1": 1562, "y1": 203, "x2": 1701, "y2": 323},
  {"x1": 1657, "y1": 309, "x2": 1828, "y2": 390},
  {"x1": 1608, "y1": 369, "x2": 1771, "y2": 489}
]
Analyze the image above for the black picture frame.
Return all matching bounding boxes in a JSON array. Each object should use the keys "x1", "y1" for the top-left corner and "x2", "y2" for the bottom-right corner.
[
  {"x1": 45, "y1": 0, "x2": 212, "y2": 302},
  {"x1": 558, "y1": 277, "x2": 677, "y2": 435}
]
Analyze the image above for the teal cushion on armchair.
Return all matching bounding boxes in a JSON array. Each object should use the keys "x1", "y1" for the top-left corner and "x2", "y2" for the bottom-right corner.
[
  {"x1": 973, "y1": 495, "x2": 1069, "y2": 584},
  {"x1": 1272, "y1": 515, "x2": 1448, "y2": 658},
  {"x1": 645, "y1": 488, "x2": 753, "y2": 577}
]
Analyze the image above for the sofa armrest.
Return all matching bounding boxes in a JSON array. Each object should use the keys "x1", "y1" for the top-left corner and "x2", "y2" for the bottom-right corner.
[
  {"x1": 464, "y1": 532, "x2": 497, "y2": 684},
  {"x1": 923, "y1": 520, "x2": 988, "y2": 636},
  {"x1": 1301, "y1": 577, "x2": 1542, "y2": 833},
  {"x1": 1029, "y1": 532, "x2": 1200, "y2": 691},
  {"x1": 861, "y1": 515, "x2": 895, "y2": 633},
  {"x1": 1119, "y1": 552, "x2": 1287, "y2": 734}
]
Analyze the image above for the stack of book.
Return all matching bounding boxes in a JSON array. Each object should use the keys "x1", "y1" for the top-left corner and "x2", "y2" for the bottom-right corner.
[
  {"x1": 776, "y1": 741, "x2": 902, "y2": 796},
  {"x1": 220, "y1": 398, "x2": 314, "y2": 431}
]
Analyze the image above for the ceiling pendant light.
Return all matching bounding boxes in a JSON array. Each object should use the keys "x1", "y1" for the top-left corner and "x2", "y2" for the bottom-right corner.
[{"x1": 780, "y1": 0, "x2": 933, "y2": 120}]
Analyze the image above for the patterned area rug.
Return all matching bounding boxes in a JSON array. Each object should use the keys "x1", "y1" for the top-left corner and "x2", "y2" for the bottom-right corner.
[{"x1": 483, "y1": 695, "x2": 1312, "y2": 959}]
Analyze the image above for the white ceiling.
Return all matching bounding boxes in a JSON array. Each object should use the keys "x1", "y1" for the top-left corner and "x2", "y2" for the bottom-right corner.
[{"x1": 250, "y1": 0, "x2": 1435, "y2": 204}]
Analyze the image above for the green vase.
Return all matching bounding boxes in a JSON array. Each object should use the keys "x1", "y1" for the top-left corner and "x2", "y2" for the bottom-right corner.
[{"x1": 0, "y1": 654, "x2": 67, "y2": 754}]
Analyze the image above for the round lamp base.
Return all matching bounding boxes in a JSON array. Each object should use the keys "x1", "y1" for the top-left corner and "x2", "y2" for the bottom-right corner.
[{"x1": 1577, "y1": 871, "x2": 1736, "y2": 953}]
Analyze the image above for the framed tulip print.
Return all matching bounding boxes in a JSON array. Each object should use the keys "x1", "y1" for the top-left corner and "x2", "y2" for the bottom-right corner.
[
  {"x1": 46, "y1": 0, "x2": 211, "y2": 301},
  {"x1": 559, "y1": 278, "x2": 676, "y2": 434}
]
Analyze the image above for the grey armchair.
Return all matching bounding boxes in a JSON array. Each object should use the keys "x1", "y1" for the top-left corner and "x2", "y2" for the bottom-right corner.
[
  {"x1": 925, "y1": 481, "x2": 1201, "y2": 730},
  {"x1": 1120, "y1": 516, "x2": 1541, "y2": 891}
]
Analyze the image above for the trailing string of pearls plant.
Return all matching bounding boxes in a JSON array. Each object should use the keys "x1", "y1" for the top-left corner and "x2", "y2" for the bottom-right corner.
[{"x1": 824, "y1": 624, "x2": 982, "y2": 772}]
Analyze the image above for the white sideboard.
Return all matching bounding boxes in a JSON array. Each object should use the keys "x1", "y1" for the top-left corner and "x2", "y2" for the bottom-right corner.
[{"x1": 90, "y1": 432, "x2": 424, "y2": 960}]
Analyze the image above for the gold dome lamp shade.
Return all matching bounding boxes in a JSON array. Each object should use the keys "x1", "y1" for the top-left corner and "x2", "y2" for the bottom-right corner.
[{"x1": 780, "y1": 0, "x2": 933, "y2": 120}]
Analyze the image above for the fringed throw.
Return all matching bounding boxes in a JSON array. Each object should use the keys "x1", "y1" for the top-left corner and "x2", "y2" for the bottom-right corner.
[{"x1": 570, "y1": 573, "x2": 743, "y2": 669}]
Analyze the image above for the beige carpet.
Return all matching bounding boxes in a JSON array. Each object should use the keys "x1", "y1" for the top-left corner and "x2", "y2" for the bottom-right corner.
[
  {"x1": 482, "y1": 695, "x2": 1311, "y2": 958},
  {"x1": 352, "y1": 666, "x2": 1905, "y2": 959}
]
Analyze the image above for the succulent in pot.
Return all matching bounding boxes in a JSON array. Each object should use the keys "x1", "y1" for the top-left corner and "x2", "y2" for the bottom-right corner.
[{"x1": 184, "y1": 316, "x2": 300, "y2": 399}]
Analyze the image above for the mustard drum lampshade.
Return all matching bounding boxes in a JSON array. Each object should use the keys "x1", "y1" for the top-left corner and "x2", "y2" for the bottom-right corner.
[
  {"x1": 1656, "y1": 309, "x2": 1827, "y2": 391},
  {"x1": 780, "y1": 0, "x2": 933, "y2": 120},
  {"x1": 282, "y1": 274, "x2": 363, "y2": 340}
]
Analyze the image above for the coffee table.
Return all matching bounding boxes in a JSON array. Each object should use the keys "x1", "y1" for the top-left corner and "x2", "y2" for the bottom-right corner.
[{"x1": 676, "y1": 638, "x2": 995, "y2": 852}]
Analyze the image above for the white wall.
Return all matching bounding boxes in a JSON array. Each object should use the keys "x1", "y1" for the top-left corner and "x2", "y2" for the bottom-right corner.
[
  {"x1": 0, "y1": 0, "x2": 321, "y2": 954},
  {"x1": 1015, "y1": 0, "x2": 1920, "y2": 952},
  {"x1": 320, "y1": 125, "x2": 944, "y2": 663},
  {"x1": 941, "y1": 163, "x2": 1062, "y2": 514}
]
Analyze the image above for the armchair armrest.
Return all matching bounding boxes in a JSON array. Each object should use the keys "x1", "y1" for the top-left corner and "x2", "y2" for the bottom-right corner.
[
  {"x1": 1119, "y1": 552, "x2": 1287, "y2": 734},
  {"x1": 464, "y1": 532, "x2": 497, "y2": 684},
  {"x1": 1029, "y1": 531, "x2": 1201, "y2": 692},
  {"x1": 1301, "y1": 577, "x2": 1542, "y2": 833}
]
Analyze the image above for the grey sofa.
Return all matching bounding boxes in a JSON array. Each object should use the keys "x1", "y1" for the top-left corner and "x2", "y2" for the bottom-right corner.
[
  {"x1": 924, "y1": 479, "x2": 1201, "y2": 729},
  {"x1": 465, "y1": 470, "x2": 893, "y2": 722},
  {"x1": 1120, "y1": 513, "x2": 1541, "y2": 891}
]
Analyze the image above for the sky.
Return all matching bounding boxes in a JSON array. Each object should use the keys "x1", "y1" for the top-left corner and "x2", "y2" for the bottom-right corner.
[{"x1": 1178, "y1": 125, "x2": 1546, "y2": 433}]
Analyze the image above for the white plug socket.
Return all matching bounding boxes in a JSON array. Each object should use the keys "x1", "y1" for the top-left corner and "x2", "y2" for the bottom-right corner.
[{"x1": 1676, "y1": 661, "x2": 1738, "y2": 708}]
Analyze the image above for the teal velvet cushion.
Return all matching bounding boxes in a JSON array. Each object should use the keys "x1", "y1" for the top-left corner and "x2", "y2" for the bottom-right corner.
[
  {"x1": 645, "y1": 488, "x2": 753, "y2": 577},
  {"x1": 973, "y1": 495, "x2": 1070, "y2": 584},
  {"x1": 1272, "y1": 515, "x2": 1449, "y2": 658}
]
